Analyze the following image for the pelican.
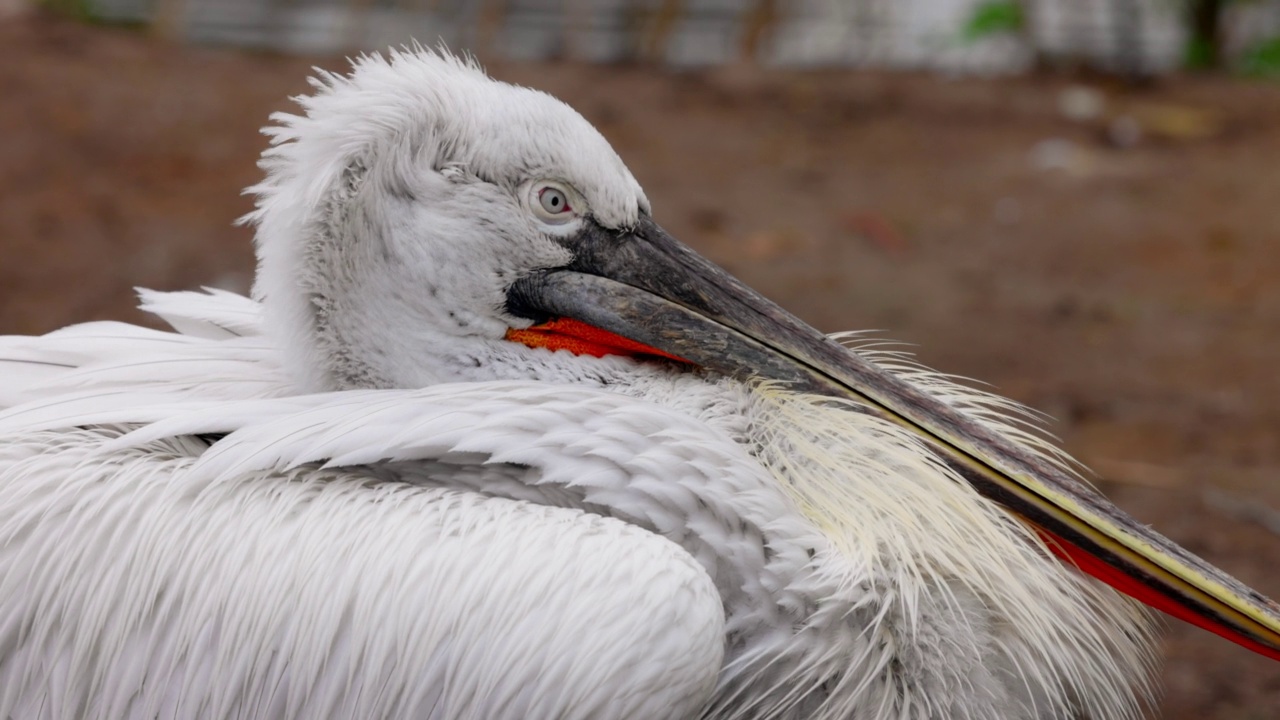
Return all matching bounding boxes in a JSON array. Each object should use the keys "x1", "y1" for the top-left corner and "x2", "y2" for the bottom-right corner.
[{"x1": 0, "y1": 49, "x2": 1277, "y2": 720}]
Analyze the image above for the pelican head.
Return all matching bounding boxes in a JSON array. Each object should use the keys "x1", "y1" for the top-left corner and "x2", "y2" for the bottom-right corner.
[
  {"x1": 248, "y1": 51, "x2": 653, "y2": 391},
  {"x1": 244, "y1": 49, "x2": 1280, "y2": 717}
]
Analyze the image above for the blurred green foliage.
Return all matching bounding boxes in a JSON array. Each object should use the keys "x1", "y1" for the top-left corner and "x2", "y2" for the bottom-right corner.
[
  {"x1": 1183, "y1": 36, "x2": 1216, "y2": 70},
  {"x1": 962, "y1": 1, "x2": 1024, "y2": 42},
  {"x1": 39, "y1": 0, "x2": 96, "y2": 21},
  {"x1": 1241, "y1": 36, "x2": 1280, "y2": 76}
]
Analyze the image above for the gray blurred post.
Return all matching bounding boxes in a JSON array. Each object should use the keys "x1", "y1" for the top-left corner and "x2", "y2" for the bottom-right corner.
[
  {"x1": 152, "y1": 0, "x2": 186, "y2": 39},
  {"x1": 1015, "y1": 0, "x2": 1042, "y2": 70},
  {"x1": 346, "y1": 0, "x2": 375, "y2": 50},
  {"x1": 1110, "y1": 0, "x2": 1146, "y2": 79},
  {"x1": 477, "y1": 0, "x2": 511, "y2": 58},
  {"x1": 565, "y1": 0, "x2": 589, "y2": 61},
  {"x1": 740, "y1": 0, "x2": 778, "y2": 63},
  {"x1": 641, "y1": 0, "x2": 683, "y2": 63}
]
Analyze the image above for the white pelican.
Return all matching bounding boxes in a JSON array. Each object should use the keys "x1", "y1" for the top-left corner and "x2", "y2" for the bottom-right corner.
[{"x1": 0, "y1": 49, "x2": 1277, "y2": 720}]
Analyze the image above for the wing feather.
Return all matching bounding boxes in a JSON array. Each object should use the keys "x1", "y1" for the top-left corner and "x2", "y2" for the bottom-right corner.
[
  {"x1": 136, "y1": 288, "x2": 264, "y2": 339},
  {"x1": 0, "y1": 427, "x2": 724, "y2": 720},
  {"x1": 0, "y1": 291, "x2": 287, "y2": 409}
]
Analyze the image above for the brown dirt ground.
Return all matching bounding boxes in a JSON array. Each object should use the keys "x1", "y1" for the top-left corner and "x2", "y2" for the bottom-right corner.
[{"x1": 3, "y1": 12, "x2": 1280, "y2": 718}]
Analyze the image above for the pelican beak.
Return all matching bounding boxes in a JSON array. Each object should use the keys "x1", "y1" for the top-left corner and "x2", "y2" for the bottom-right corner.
[{"x1": 507, "y1": 215, "x2": 1280, "y2": 662}]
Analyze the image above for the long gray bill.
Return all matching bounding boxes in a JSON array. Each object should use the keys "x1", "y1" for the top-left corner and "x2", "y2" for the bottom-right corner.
[{"x1": 505, "y1": 215, "x2": 1280, "y2": 661}]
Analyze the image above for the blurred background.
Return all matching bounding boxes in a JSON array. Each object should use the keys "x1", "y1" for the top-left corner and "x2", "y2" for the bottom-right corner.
[{"x1": 2, "y1": 0, "x2": 1279, "y2": 716}]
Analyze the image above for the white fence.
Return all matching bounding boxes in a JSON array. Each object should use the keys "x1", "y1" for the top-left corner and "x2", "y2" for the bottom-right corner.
[{"x1": 90, "y1": 0, "x2": 1280, "y2": 75}]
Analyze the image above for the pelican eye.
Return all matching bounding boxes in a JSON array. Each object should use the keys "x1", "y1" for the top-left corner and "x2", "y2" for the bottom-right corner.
[
  {"x1": 539, "y1": 188, "x2": 569, "y2": 213},
  {"x1": 531, "y1": 184, "x2": 576, "y2": 224}
]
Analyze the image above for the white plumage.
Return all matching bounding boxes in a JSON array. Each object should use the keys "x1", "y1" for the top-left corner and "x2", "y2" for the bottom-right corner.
[{"x1": 0, "y1": 49, "x2": 1275, "y2": 720}]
